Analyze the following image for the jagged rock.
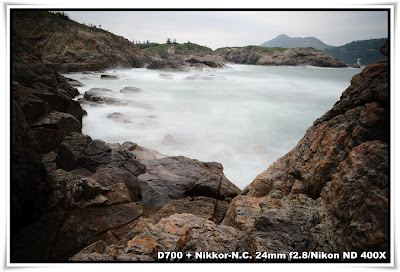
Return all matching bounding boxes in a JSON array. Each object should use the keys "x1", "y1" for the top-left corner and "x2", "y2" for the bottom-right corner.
[
  {"x1": 125, "y1": 214, "x2": 244, "y2": 258},
  {"x1": 56, "y1": 132, "x2": 146, "y2": 176},
  {"x1": 222, "y1": 195, "x2": 262, "y2": 231},
  {"x1": 47, "y1": 169, "x2": 110, "y2": 209},
  {"x1": 151, "y1": 196, "x2": 217, "y2": 223},
  {"x1": 120, "y1": 86, "x2": 141, "y2": 93},
  {"x1": 322, "y1": 140, "x2": 389, "y2": 253},
  {"x1": 17, "y1": 83, "x2": 84, "y2": 124},
  {"x1": 138, "y1": 156, "x2": 240, "y2": 211},
  {"x1": 30, "y1": 111, "x2": 82, "y2": 153}
]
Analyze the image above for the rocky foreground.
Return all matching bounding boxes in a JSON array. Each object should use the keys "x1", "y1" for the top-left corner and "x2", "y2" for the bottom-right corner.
[{"x1": 10, "y1": 10, "x2": 389, "y2": 262}]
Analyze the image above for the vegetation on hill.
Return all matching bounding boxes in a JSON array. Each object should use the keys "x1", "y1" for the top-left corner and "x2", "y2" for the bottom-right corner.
[
  {"x1": 323, "y1": 38, "x2": 388, "y2": 65},
  {"x1": 142, "y1": 43, "x2": 213, "y2": 59}
]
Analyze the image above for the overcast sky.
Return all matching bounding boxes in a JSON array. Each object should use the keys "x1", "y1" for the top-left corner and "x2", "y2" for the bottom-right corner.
[{"x1": 65, "y1": 10, "x2": 388, "y2": 49}]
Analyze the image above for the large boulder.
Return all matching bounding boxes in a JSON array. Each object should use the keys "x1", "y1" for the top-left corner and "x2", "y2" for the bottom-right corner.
[{"x1": 138, "y1": 156, "x2": 240, "y2": 211}]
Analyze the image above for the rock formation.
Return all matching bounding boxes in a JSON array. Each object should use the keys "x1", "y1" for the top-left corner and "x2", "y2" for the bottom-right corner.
[
  {"x1": 10, "y1": 10, "x2": 389, "y2": 263},
  {"x1": 12, "y1": 10, "x2": 151, "y2": 72},
  {"x1": 215, "y1": 46, "x2": 347, "y2": 67}
]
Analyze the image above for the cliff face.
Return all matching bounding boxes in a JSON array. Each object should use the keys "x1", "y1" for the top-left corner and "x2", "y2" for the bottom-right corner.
[
  {"x1": 215, "y1": 46, "x2": 347, "y2": 67},
  {"x1": 12, "y1": 11, "x2": 151, "y2": 72}
]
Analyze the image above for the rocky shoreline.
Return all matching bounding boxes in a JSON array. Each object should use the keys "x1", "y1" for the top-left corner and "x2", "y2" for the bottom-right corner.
[
  {"x1": 10, "y1": 10, "x2": 389, "y2": 262},
  {"x1": 214, "y1": 46, "x2": 347, "y2": 67}
]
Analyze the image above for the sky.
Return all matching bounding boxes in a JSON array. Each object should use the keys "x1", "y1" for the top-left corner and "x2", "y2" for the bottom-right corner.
[{"x1": 65, "y1": 10, "x2": 388, "y2": 50}]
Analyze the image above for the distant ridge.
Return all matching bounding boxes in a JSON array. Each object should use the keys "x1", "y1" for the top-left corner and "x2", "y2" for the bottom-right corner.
[
  {"x1": 260, "y1": 34, "x2": 333, "y2": 50},
  {"x1": 322, "y1": 38, "x2": 388, "y2": 65}
]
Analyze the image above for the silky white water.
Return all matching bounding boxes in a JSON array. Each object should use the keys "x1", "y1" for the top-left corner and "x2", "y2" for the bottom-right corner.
[{"x1": 65, "y1": 64, "x2": 360, "y2": 189}]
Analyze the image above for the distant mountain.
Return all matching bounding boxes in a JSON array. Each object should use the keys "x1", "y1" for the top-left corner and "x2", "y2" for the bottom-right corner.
[
  {"x1": 260, "y1": 34, "x2": 333, "y2": 51},
  {"x1": 322, "y1": 38, "x2": 388, "y2": 65}
]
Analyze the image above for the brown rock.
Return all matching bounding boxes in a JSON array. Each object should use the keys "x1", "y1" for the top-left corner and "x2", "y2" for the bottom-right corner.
[
  {"x1": 138, "y1": 156, "x2": 240, "y2": 211},
  {"x1": 126, "y1": 213, "x2": 244, "y2": 258},
  {"x1": 222, "y1": 195, "x2": 262, "y2": 231}
]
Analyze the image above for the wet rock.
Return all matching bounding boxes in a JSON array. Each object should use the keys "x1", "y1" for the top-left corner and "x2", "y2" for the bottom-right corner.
[
  {"x1": 119, "y1": 142, "x2": 166, "y2": 162},
  {"x1": 101, "y1": 74, "x2": 119, "y2": 80},
  {"x1": 186, "y1": 58, "x2": 225, "y2": 68},
  {"x1": 158, "y1": 73, "x2": 175, "y2": 79},
  {"x1": 106, "y1": 112, "x2": 132, "y2": 123},
  {"x1": 161, "y1": 134, "x2": 180, "y2": 145},
  {"x1": 65, "y1": 77, "x2": 84, "y2": 87},
  {"x1": 120, "y1": 86, "x2": 141, "y2": 93}
]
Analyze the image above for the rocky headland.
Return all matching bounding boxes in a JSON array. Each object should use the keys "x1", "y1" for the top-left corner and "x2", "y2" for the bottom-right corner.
[
  {"x1": 215, "y1": 46, "x2": 347, "y2": 67},
  {"x1": 12, "y1": 11, "x2": 151, "y2": 72},
  {"x1": 10, "y1": 10, "x2": 389, "y2": 262}
]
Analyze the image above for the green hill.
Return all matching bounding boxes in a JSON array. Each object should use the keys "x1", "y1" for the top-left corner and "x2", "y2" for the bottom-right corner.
[
  {"x1": 260, "y1": 34, "x2": 334, "y2": 50},
  {"x1": 323, "y1": 38, "x2": 388, "y2": 65},
  {"x1": 141, "y1": 43, "x2": 213, "y2": 59}
]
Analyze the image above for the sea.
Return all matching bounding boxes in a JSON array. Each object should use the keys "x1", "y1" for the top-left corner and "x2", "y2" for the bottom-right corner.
[{"x1": 64, "y1": 64, "x2": 360, "y2": 189}]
